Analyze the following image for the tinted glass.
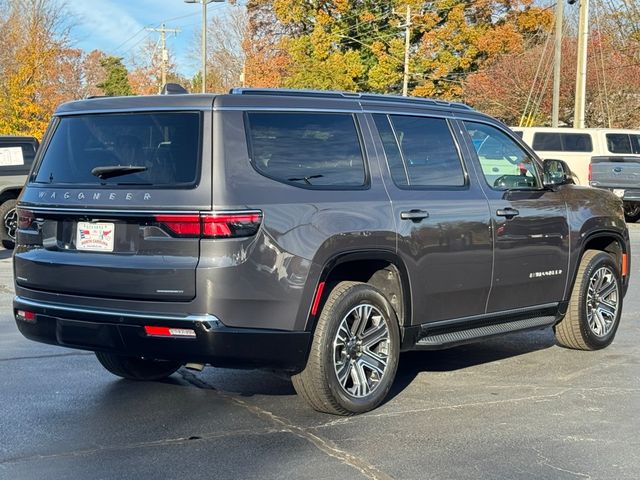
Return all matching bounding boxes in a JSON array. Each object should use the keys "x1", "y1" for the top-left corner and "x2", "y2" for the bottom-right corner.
[
  {"x1": 465, "y1": 121, "x2": 541, "y2": 190},
  {"x1": 372, "y1": 114, "x2": 408, "y2": 186},
  {"x1": 35, "y1": 112, "x2": 201, "y2": 186},
  {"x1": 532, "y1": 132, "x2": 562, "y2": 151},
  {"x1": 0, "y1": 141, "x2": 37, "y2": 175},
  {"x1": 385, "y1": 115, "x2": 465, "y2": 187},
  {"x1": 561, "y1": 133, "x2": 592, "y2": 152},
  {"x1": 533, "y1": 132, "x2": 592, "y2": 152},
  {"x1": 512, "y1": 130, "x2": 524, "y2": 138},
  {"x1": 246, "y1": 112, "x2": 365, "y2": 187},
  {"x1": 607, "y1": 133, "x2": 640, "y2": 154}
]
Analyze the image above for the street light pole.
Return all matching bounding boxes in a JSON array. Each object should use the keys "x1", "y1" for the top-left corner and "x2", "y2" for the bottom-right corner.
[{"x1": 185, "y1": 0, "x2": 224, "y2": 93}]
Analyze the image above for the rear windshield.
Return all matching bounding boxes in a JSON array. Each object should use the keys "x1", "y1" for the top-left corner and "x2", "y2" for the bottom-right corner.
[
  {"x1": 34, "y1": 112, "x2": 201, "y2": 187},
  {"x1": 0, "y1": 140, "x2": 37, "y2": 175},
  {"x1": 532, "y1": 132, "x2": 593, "y2": 152}
]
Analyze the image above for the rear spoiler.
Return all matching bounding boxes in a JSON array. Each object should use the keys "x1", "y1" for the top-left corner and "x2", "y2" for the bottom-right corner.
[{"x1": 591, "y1": 155, "x2": 640, "y2": 164}]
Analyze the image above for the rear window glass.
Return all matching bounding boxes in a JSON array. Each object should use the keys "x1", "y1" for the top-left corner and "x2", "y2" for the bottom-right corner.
[
  {"x1": 532, "y1": 132, "x2": 593, "y2": 152},
  {"x1": 607, "y1": 134, "x2": 640, "y2": 154},
  {"x1": 245, "y1": 112, "x2": 366, "y2": 188},
  {"x1": 381, "y1": 114, "x2": 465, "y2": 187},
  {"x1": 34, "y1": 112, "x2": 201, "y2": 187},
  {"x1": 0, "y1": 141, "x2": 37, "y2": 175}
]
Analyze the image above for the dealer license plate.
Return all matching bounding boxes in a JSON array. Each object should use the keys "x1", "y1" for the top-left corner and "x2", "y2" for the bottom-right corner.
[
  {"x1": 76, "y1": 222, "x2": 115, "y2": 252},
  {"x1": 613, "y1": 189, "x2": 625, "y2": 198}
]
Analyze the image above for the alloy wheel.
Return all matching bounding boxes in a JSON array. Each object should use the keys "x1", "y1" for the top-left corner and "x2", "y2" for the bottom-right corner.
[{"x1": 333, "y1": 304, "x2": 391, "y2": 398}]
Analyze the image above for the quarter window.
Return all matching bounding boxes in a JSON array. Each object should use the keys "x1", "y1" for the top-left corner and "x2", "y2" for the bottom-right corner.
[
  {"x1": 373, "y1": 114, "x2": 465, "y2": 187},
  {"x1": 245, "y1": 112, "x2": 366, "y2": 188},
  {"x1": 464, "y1": 121, "x2": 541, "y2": 190}
]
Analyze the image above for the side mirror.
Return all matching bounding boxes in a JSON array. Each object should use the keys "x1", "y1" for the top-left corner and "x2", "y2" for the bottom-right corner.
[{"x1": 543, "y1": 159, "x2": 574, "y2": 186}]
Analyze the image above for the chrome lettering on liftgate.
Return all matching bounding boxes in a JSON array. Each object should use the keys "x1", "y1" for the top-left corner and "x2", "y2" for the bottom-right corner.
[{"x1": 37, "y1": 191, "x2": 152, "y2": 201}]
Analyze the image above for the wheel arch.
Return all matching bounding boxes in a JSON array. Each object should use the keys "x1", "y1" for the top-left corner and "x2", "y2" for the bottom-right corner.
[
  {"x1": 305, "y1": 250, "x2": 412, "y2": 333},
  {"x1": 569, "y1": 229, "x2": 629, "y2": 301}
]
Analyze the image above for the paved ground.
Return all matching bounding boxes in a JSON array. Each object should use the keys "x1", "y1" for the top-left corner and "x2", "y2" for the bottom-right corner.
[{"x1": 1, "y1": 228, "x2": 639, "y2": 480}]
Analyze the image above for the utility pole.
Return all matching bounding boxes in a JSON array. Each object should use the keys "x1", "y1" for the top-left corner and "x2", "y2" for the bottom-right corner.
[
  {"x1": 146, "y1": 24, "x2": 181, "y2": 89},
  {"x1": 551, "y1": 0, "x2": 564, "y2": 127},
  {"x1": 574, "y1": 0, "x2": 590, "y2": 128},
  {"x1": 402, "y1": 5, "x2": 411, "y2": 96}
]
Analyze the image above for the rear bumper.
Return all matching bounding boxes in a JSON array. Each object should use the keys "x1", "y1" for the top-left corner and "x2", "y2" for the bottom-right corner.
[
  {"x1": 13, "y1": 296, "x2": 311, "y2": 372},
  {"x1": 591, "y1": 186, "x2": 640, "y2": 202}
]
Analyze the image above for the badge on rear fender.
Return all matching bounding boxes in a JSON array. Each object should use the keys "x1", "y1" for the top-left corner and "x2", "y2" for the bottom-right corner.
[{"x1": 76, "y1": 222, "x2": 115, "y2": 252}]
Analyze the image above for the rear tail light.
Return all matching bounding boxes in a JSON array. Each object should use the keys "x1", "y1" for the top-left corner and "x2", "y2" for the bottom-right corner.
[
  {"x1": 17, "y1": 208, "x2": 34, "y2": 230},
  {"x1": 154, "y1": 211, "x2": 262, "y2": 239},
  {"x1": 588, "y1": 163, "x2": 592, "y2": 182}
]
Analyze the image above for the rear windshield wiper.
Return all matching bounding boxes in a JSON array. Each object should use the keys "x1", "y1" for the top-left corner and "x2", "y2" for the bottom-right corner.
[{"x1": 91, "y1": 165, "x2": 147, "y2": 180}]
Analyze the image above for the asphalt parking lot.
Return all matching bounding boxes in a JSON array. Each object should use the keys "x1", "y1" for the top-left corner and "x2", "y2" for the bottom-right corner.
[{"x1": 1, "y1": 228, "x2": 639, "y2": 480}]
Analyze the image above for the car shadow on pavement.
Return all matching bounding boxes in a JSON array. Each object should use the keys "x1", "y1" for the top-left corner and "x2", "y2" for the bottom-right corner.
[
  {"x1": 0, "y1": 249, "x2": 13, "y2": 259},
  {"x1": 384, "y1": 327, "x2": 557, "y2": 404}
]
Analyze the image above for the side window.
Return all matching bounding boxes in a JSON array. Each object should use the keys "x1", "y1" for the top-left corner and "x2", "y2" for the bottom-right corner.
[
  {"x1": 372, "y1": 115, "x2": 408, "y2": 186},
  {"x1": 607, "y1": 134, "x2": 640, "y2": 154},
  {"x1": 532, "y1": 132, "x2": 562, "y2": 151},
  {"x1": 373, "y1": 114, "x2": 465, "y2": 187},
  {"x1": 245, "y1": 112, "x2": 366, "y2": 188},
  {"x1": 562, "y1": 133, "x2": 593, "y2": 152},
  {"x1": 464, "y1": 121, "x2": 541, "y2": 190}
]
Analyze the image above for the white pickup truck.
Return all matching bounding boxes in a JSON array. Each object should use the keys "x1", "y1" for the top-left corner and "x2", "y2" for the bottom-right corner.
[{"x1": 590, "y1": 155, "x2": 640, "y2": 222}]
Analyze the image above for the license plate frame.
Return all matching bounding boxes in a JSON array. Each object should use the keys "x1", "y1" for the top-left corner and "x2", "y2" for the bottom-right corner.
[{"x1": 76, "y1": 222, "x2": 115, "y2": 252}]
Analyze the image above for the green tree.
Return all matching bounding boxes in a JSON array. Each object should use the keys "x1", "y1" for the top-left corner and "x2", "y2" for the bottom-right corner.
[{"x1": 97, "y1": 56, "x2": 132, "y2": 96}]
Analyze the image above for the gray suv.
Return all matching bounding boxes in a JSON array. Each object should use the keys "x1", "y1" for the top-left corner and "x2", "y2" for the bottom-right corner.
[{"x1": 13, "y1": 89, "x2": 630, "y2": 415}]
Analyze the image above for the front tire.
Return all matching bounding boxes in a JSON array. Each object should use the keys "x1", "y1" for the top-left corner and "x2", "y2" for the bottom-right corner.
[
  {"x1": 0, "y1": 199, "x2": 17, "y2": 249},
  {"x1": 623, "y1": 202, "x2": 640, "y2": 223},
  {"x1": 292, "y1": 281, "x2": 400, "y2": 415},
  {"x1": 95, "y1": 352, "x2": 182, "y2": 381},
  {"x1": 554, "y1": 250, "x2": 623, "y2": 350}
]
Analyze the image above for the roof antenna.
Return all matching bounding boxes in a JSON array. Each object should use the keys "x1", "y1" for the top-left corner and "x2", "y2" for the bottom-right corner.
[{"x1": 161, "y1": 83, "x2": 188, "y2": 95}]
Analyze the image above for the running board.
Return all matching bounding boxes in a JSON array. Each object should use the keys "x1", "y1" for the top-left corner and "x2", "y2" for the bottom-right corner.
[{"x1": 414, "y1": 315, "x2": 556, "y2": 349}]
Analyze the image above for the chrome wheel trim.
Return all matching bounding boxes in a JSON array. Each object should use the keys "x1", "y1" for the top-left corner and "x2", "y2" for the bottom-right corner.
[
  {"x1": 586, "y1": 266, "x2": 619, "y2": 337},
  {"x1": 3, "y1": 207, "x2": 16, "y2": 240},
  {"x1": 333, "y1": 303, "x2": 391, "y2": 398}
]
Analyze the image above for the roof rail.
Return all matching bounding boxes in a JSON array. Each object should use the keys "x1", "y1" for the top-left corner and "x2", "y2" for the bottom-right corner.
[{"x1": 229, "y1": 88, "x2": 473, "y2": 111}]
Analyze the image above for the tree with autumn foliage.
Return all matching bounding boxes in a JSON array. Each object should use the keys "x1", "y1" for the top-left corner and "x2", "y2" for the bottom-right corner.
[{"x1": 246, "y1": 0, "x2": 553, "y2": 98}]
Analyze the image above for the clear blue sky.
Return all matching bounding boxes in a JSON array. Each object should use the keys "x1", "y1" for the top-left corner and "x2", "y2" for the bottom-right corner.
[{"x1": 66, "y1": 0, "x2": 232, "y2": 77}]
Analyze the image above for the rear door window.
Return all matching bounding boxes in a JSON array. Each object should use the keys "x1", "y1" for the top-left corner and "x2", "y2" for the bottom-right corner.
[
  {"x1": 373, "y1": 114, "x2": 465, "y2": 187},
  {"x1": 34, "y1": 112, "x2": 201, "y2": 187},
  {"x1": 245, "y1": 112, "x2": 366, "y2": 188}
]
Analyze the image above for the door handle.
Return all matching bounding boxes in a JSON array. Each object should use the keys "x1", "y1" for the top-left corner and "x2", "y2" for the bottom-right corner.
[
  {"x1": 400, "y1": 209, "x2": 430, "y2": 222},
  {"x1": 496, "y1": 207, "x2": 520, "y2": 219}
]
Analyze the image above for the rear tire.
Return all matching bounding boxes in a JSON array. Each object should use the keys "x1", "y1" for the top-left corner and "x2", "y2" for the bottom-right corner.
[
  {"x1": 0, "y1": 199, "x2": 17, "y2": 249},
  {"x1": 95, "y1": 352, "x2": 182, "y2": 381},
  {"x1": 554, "y1": 250, "x2": 622, "y2": 350},
  {"x1": 623, "y1": 202, "x2": 640, "y2": 223},
  {"x1": 292, "y1": 281, "x2": 400, "y2": 415}
]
